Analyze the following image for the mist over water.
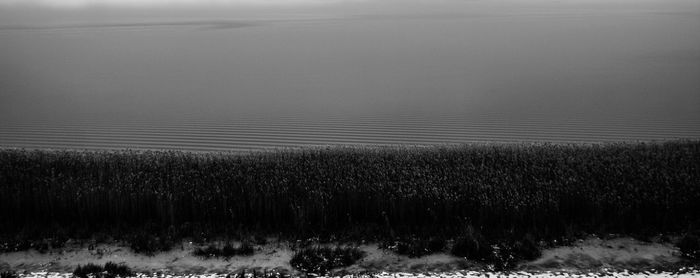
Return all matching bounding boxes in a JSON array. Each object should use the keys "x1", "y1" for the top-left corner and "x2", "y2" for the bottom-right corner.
[{"x1": 1, "y1": 0, "x2": 699, "y2": 151}]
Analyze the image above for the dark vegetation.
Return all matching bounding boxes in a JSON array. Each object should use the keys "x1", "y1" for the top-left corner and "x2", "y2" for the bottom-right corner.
[
  {"x1": 678, "y1": 231, "x2": 700, "y2": 262},
  {"x1": 450, "y1": 225, "x2": 542, "y2": 270},
  {"x1": 290, "y1": 246, "x2": 365, "y2": 274},
  {"x1": 127, "y1": 230, "x2": 173, "y2": 255},
  {"x1": 0, "y1": 236, "x2": 65, "y2": 253},
  {"x1": 384, "y1": 237, "x2": 447, "y2": 258},
  {"x1": 225, "y1": 270, "x2": 291, "y2": 278},
  {"x1": 0, "y1": 141, "x2": 699, "y2": 264},
  {"x1": 451, "y1": 226, "x2": 494, "y2": 263},
  {"x1": 193, "y1": 241, "x2": 254, "y2": 258},
  {"x1": 73, "y1": 262, "x2": 133, "y2": 278},
  {"x1": 1, "y1": 272, "x2": 18, "y2": 278}
]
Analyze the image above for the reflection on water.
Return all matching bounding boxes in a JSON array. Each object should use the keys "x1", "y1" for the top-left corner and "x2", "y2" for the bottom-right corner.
[
  {"x1": 1, "y1": 116, "x2": 699, "y2": 152},
  {"x1": 0, "y1": 0, "x2": 699, "y2": 151}
]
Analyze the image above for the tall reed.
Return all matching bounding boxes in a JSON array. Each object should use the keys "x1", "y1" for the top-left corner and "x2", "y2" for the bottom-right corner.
[{"x1": 1, "y1": 141, "x2": 698, "y2": 242}]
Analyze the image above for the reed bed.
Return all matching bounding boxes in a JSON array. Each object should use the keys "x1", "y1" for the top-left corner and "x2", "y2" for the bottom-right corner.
[{"x1": 0, "y1": 141, "x2": 699, "y2": 246}]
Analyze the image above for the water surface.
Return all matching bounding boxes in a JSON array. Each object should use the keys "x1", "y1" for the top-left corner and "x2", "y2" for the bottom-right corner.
[{"x1": 1, "y1": 0, "x2": 699, "y2": 151}]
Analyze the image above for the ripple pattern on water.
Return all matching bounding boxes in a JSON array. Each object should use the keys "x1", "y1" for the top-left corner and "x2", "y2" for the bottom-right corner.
[{"x1": 1, "y1": 116, "x2": 699, "y2": 151}]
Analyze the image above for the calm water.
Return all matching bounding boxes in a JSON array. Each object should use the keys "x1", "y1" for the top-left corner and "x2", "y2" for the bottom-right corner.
[{"x1": 1, "y1": 0, "x2": 699, "y2": 151}]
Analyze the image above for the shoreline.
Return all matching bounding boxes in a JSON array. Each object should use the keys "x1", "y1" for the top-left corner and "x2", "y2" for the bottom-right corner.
[
  {"x1": 1, "y1": 237, "x2": 696, "y2": 275},
  {"x1": 1, "y1": 139, "x2": 691, "y2": 154}
]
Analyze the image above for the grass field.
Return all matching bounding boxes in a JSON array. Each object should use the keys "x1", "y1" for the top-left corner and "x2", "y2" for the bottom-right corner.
[{"x1": 1, "y1": 141, "x2": 699, "y2": 254}]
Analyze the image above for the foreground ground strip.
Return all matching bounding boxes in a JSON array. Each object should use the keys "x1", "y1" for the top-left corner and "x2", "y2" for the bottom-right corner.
[{"x1": 0, "y1": 238, "x2": 695, "y2": 275}]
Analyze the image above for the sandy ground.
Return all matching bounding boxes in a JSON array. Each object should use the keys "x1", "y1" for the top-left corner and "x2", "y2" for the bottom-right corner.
[
  {"x1": 523, "y1": 238, "x2": 683, "y2": 272},
  {"x1": 0, "y1": 237, "x2": 688, "y2": 274}
]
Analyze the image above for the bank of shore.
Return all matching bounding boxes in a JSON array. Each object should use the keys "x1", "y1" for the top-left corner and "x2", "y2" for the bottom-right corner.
[{"x1": 1, "y1": 237, "x2": 696, "y2": 275}]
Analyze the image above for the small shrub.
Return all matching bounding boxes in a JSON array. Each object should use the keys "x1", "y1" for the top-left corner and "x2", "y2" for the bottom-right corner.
[
  {"x1": 0, "y1": 238, "x2": 32, "y2": 252},
  {"x1": 103, "y1": 262, "x2": 133, "y2": 277},
  {"x1": 127, "y1": 232, "x2": 171, "y2": 255},
  {"x1": 73, "y1": 262, "x2": 133, "y2": 278},
  {"x1": 1, "y1": 271, "x2": 18, "y2": 278},
  {"x1": 128, "y1": 232, "x2": 156, "y2": 254},
  {"x1": 394, "y1": 241, "x2": 410, "y2": 255},
  {"x1": 221, "y1": 243, "x2": 238, "y2": 257},
  {"x1": 254, "y1": 235, "x2": 268, "y2": 245},
  {"x1": 428, "y1": 238, "x2": 447, "y2": 253},
  {"x1": 452, "y1": 230, "x2": 540, "y2": 270},
  {"x1": 511, "y1": 234, "x2": 541, "y2": 261},
  {"x1": 193, "y1": 242, "x2": 255, "y2": 258},
  {"x1": 389, "y1": 237, "x2": 446, "y2": 258},
  {"x1": 226, "y1": 270, "x2": 290, "y2": 278},
  {"x1": 238, "y1": 241, "x2": 254, "y2": 256},
  {"x1": 73, "y1": 263, "x2": 104, "y2": 278},
  {"x1": 451, "y1": 227, "x2": 494, "y2": 263},
  {"x1": 35, "y1": 240, "x2": 50, "y2": 254},
  {"x1": 193, "y1": 244, "x2": 220, "y2": 258},
  {"x1": 290, "y1": 246, "x2": 364, "y2": 274},
  {"x1": 678, "y1": 232, "x2": 700, "y2": 261}
]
